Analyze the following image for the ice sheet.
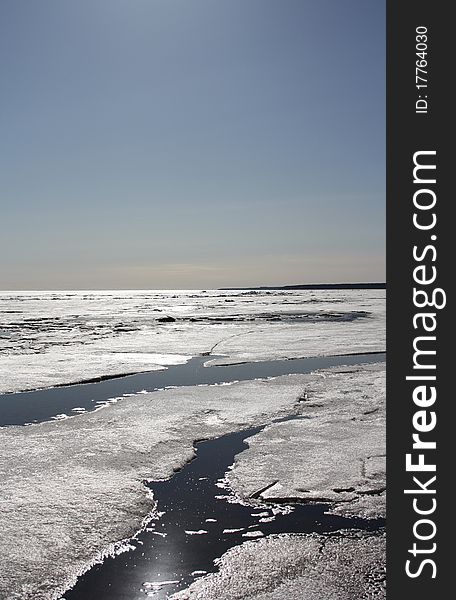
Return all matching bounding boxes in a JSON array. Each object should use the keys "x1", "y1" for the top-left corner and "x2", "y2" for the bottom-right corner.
[
  {"x1": 171, "y1": 531, "x2": 385, "y2": 600},
  {"x1": 0, "y1": 361, "x2": 385, "y2": 600},
  {"x1": 0, "y1": 375, "x2": 309, "y2": 600},
  {"x1": 0, "y1": 289, "x2": 385, "y2": 393},
  {"x1": 227, "y1": 363, "x2": 385, "y2": 519}
]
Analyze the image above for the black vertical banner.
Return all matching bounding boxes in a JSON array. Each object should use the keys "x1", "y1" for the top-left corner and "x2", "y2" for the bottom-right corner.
[{"x1": 387, "y1": 1, "x2": 451, "y2": 598}]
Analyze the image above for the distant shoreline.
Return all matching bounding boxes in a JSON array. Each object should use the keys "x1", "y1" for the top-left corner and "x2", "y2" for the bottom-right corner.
[{"x1": 219, "y1": 283, "x2": 386, "y2": 291}]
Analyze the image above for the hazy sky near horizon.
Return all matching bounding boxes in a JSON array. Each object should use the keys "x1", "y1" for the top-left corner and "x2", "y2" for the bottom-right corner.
[{"x1": 1, "y1": 0, "x2": 385, "y2": 290}]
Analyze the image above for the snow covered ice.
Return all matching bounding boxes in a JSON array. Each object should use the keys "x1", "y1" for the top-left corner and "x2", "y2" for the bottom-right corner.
[
  {"x1": 0, "y1": 375, "x2": 314, "y2": 600},
  {"x1": 0, "y1": 289, "x2": 386, "y2": 600},
  {"x1": 170, "y1": 531, "x2": 385, "y2": 600},
  {"x1": 227, "y1": 363, "x2": 386, "y2": 520},
  {"x1": 0, "y1": 289, "x2": 385, "y2": 393},
  {"x1": 0, "y1": 363, "x2": 385, "y2": 600}
]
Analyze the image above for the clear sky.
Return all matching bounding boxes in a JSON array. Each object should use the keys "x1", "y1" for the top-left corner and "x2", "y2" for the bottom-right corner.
[{"x1": 0, "y1": 0, "x2": 385, "y2": 290}]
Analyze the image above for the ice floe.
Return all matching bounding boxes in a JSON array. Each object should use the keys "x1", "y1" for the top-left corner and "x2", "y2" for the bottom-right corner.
[
  {"x1": 170, "y1": 531, "x2": 385, "y2": 599},
  {"x1": 0, "y1": 374, "x2": 312, "y2": 599},
  {"x1": 242, "y1": 531, "x2": 264, "y2": 538},
  {"x1": 227, "y1": 363, "x2": 386, "y2": 519},
  {"x1": 0, "y1": 289, "x2": 384, "y2": 393}
]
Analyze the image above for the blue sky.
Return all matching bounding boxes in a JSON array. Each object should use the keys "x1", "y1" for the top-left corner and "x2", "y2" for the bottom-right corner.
[{"x1": 0, "y1": 0, "x2": 385, "y2": 289}]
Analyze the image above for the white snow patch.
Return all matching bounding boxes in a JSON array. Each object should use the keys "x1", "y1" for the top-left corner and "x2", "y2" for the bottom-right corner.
[
  {"x1": 242, "y1": 531, "x2": 264, "y2": 538},
  {"x1": 223, "y1": 528, "x2": 245, "y2": 534}
]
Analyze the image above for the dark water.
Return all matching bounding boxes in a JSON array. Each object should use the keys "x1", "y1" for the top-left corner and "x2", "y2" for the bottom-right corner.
[
  {"x1": 0, "y1": 352, "x2": 385, "y2": 427},
  {"x1": 62, "y1": 419, "x2": 385, "y2": 600}
]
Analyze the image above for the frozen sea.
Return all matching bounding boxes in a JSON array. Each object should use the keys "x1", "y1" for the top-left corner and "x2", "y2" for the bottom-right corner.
[
  {"x1": 0, "y1": 288, "x2": 386, "y2": 600},
  {"x1": 0, "y1": 289, "x2": 385, "y2": 394}
]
